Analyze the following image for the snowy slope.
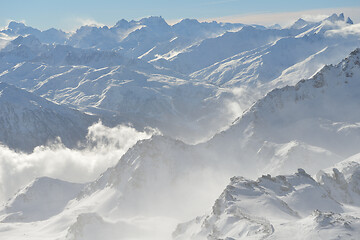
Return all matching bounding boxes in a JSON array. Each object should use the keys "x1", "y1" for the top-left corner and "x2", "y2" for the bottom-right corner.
[
  {"x1": 0, "y1": 82, "x2": 96, "y2": 151},
  {"x1": 0, "y1": 177, "x2": 84, "y2": 222},
  {"x1": 0, "y1": 36, "x2": 241, "y2": 144},
  {"x1": 208, "y1": 47, "x2": 360, "y2": 169},
  {"x1": 152, "y1": 26, "x2": 294, "y2": 74},
  {"x1": 191, "y1": 15, "x2": 359, "y2": 93},
  {"x1": 76, "y1": 135, "x2": 224, "y2": 218}
]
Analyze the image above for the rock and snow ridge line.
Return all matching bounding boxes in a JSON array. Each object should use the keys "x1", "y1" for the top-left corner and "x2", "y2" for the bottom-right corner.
[
  {"x1": 174, "y1": 164, "x2": 360, "y2": 240},
  {"x1": 0, "y1": 12, "x2": 358, "y2": 149}
]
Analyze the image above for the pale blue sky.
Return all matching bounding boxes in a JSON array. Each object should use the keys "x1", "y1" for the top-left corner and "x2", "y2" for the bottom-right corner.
[{"x1": 1, "y1": 0, "x2": 360, "y2": 30}]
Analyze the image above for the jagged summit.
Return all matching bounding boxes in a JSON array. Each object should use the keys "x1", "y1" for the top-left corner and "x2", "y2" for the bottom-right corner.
[
  {"x1": 113, "y1": 18, "x2": 131, "y2": 29},
  {"x1": 290, "y1": 13, "x2": 354, "y2": 30},
  {"x1": 325, "y1": 13, "x2": 345, "y2": 22},
  {"x1": 138, "y1": 16, "x2": 170, "y2": 29},
  {"x1": 174, "y1": 18, "x2": 200, "y2": 26},
  {"x1": 291, "y1": 18, "x2": 309, "y2": 29},
  {"x1": 269, "y1": 23, "x2": 282, "y2": 29},
  {"x1": 7, "y1": 21, "x2": 27, "y2": 30},
  {"x1": 346, "y1": 17, "x2": 354, "y2": 24},
  {"x1": 174, "y1": 166, "x2": 360, "y2": 240},
  {"x1": 2, "y1": 20, "x2": 66, "y2": 44}
]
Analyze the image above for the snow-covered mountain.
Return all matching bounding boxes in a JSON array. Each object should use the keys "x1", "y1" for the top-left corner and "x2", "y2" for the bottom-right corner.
[
  {"x1": 196, "y1": 47, "x2": 360, "y2": 179},
  {"x1": 0, "y1": 35, "x2": 151, "y2": 68},
  {"x1": 1, "y1": 16, "x2": 243, "y2": 60},
  {"x1": 190, "y1": 14, "x2": 359, "y2": 96},
  {"x1": 174, "y1": 145, "x2": 360, "y2": 239},
  {"x1": 0, "y1": 13, "x2": 360, "y2": 240},
  {"x1": 1, "y1": 21, "x2": 67, "y2": 44},
  {"x1": 0, "y1": 177, "x2": 84, "y2": 222},
  {"x1": 154, "y1": 14, "x2": 355, "y2": 75},
  {"x1": 0, "y1": 14, "x2": 358, "y2": 146},
  {"x1": 67, "y1": 16, "x2": 245, "y2": 59},
  {"x1": 0, "y1": 82, "x2": 96, "y2": 151},
  {"x1": 0, "y1": 35, "x2": 241, "y2": 143},
  {"x1": 174, "y1": 165, "x2": 360, "y2": 240},
  {"x1": 61, "y1": 48, "x2": 360, "y2": 230}
]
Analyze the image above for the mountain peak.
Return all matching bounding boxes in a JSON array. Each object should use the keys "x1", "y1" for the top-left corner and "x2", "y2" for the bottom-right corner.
[
  {"x1": 346, "y1": 17, "x2": 354, "y2": 24},
  {"x1": 2, "y1": 176, "x2": 84, "y2": 222},
  {"x1": 7, "y1": 21, "x2": 26, "y2": 30},
  {"x1": 139, "y1": 16, "x2": 169, "y2": 28},
  {"x1": 176, "y1": 18, "x2": 200, "y2": 26},
  {"x1": 291, "y1": 18, "x2": 308, "y2": 29},
  {"x1": 113, "y1": 19, "x2": 130, "y2": 29},
  {"x1": 339, "y1": 13, "x2": 345, "y2": 21},
  {"x1": 324, "y1": 13, "x2": 345, "y2": 23},
  {"x1": 10, "y1": 35, "x2": 41, "y2": 48},
  {"x1": 268, "y1": 23, "x2": 282, "y2": 29},
  {"x1": 0, "y1": 82, "x2": 49, "y2": 108}
]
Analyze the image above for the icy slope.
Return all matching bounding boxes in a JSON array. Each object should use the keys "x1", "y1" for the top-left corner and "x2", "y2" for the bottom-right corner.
[{"x1": 0, "y1": 82, "x2": 96, "y2": 151}]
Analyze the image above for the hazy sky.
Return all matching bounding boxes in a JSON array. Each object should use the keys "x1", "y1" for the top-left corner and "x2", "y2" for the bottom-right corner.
[{"x1": 1, "y1": 0, "x2": 360, "y2": 30}]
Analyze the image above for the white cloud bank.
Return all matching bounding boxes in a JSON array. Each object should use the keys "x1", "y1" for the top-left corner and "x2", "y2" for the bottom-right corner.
[{"x1": 0, "y1": 122, "x2": 158, "y2": 203}]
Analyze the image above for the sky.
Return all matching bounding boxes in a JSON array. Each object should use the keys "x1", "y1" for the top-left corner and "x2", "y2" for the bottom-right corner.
[{"x1": 1, "y1": 0, "x2": 360, "y2": 31}]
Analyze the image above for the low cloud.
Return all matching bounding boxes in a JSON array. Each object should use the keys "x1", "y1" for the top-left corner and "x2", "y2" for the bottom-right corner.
[{"x1": 0, "y1": 122, "x2": 158, "y2": 203}]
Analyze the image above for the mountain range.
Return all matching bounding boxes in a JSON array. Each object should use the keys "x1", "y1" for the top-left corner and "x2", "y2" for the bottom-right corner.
[{"x1": 0, "y1": 13, "x2": 359, "y2": 239}]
